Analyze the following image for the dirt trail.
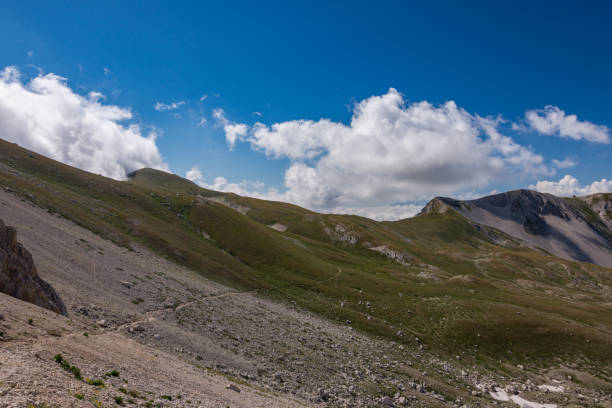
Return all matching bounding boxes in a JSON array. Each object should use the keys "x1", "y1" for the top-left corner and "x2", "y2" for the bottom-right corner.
[
  {"x1": 175, "y1": 290, "x2": 257, "y2": 312},
  {"x1": 109, "y1": 290, "x2": 256, "y2": 332},
  {"x1": 320, "y1": 267, "x2": 342, "y2": 284}
]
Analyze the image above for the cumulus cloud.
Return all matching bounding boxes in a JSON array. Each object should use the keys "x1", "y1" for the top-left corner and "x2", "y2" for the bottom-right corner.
[
  {"x1": 185, "y1": 166, "x2": 205, "y2": 184},
  {"x1": 186, "y1": 166, "x2": 279, "y2": 198},
  {"x1": 0, "y1": 66, "x2": 167, "y2": 180},
  {"x1": 194, "y1": 89, "x2": 558, "y2": 220},
  {"x1": 243, "y1": 88, "x2": 549, "y2": 211},
  {"x1": 530, "y1": 175, "x2": 612, "y2": 196},
  {"x1": 186, "y1": 164, "x2": 427, "y2": 221},
  {"x1": 213, "y1": 108, "x2": 248, "y2": 149},
  {"x1": 199, "y1": 94, "x2": 207, "y2": 102},
  {"x1": 197, "y1": 117, "x2": 207, "y2": 127},
  {"x1": 552, "y1": 157, "x2": 577, "y2": 169},
  {"x1": 154, "y1": 100, "x2": 185, "y2": 111},
  {"x1": 224, "y1": 124, "x2": 248, "y2": 149},
  {"x1": 525, "y1": 105, "x2": 610, "y2": 143},
  {"x1": 330, "y1": 204, "x2": 424, "y2": 221},
  {"x1": 454, "y1": 189, "x2": 499, "y2": 201}
]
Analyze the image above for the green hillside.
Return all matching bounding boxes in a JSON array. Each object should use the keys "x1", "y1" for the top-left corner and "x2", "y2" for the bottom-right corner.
[{"x1": 1, "y1": 138, "x2": 610, "y2": 378}]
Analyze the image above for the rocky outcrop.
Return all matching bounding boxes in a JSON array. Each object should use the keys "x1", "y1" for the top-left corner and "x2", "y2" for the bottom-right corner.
[
  {"x1": 0, "y1": 218, "x2": 67, "y2": 315},
  {"x1": 204, "y1": 196, "x2": 251, "y2": 215},
  {"x1": 577, "y1": 193, "x2": 612, "y2": 231},
  {"x1": 323, "y1": 223, "x2": 360, "y2": 246},
  {"x1": 367, "y1": 245, "x2": 411, "y2": 265}
]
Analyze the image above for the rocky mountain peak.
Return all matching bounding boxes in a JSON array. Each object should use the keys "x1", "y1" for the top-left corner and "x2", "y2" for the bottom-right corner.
[
  {"x1": 418, "y1": 189, "x2": 612, "y2": 267},
  {"x1": 417, "y1": 197, "x2": 456, "y2": 216}
]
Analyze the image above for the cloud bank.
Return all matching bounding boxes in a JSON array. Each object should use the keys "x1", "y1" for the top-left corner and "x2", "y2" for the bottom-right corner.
[
  {"x1": 186, "y1": 165, "x2": 278, "y2": 197},
  {"x1": 525, "y1": 105, "x2": 610, "y2": 143},
  {"x1": 530, "y1": 175, "x2": 612, "y2": 197},
  {"x1": 202, "y1": 89, "x2": 576, "y2": 219},
  {"x1": 223, "y1": 89, "x2": 548, "y2": 210},
  {"x1": 0, "y1": 66, "x2": 167, "y2": 179}
]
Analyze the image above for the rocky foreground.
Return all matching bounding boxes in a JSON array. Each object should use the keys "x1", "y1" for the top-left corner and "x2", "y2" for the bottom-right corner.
[
  {"x1": 0, "y1": 217, "x2": 66, "y2": 315},
  {"x1": 0, "y1": 189, "x2": 609, "y2": 407}
]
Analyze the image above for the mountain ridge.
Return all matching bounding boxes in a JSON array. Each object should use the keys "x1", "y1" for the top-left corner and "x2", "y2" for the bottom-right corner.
[{"x1": 420, "y1": 189, "x2": 612, "y2": 267}]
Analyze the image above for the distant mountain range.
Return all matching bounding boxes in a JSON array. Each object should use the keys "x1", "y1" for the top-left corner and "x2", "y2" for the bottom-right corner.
[{"x1": 420, "y1": 190, "x2": 612, "y2": 268}]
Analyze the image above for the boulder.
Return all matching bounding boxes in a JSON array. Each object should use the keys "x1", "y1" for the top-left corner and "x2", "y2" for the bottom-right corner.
[{"x1": 0, "y1": 219, "x2": 66, "y2": 315}]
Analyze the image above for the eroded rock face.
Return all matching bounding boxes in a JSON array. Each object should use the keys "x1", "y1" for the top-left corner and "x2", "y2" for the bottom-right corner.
[{"x1": 0, "y1": 218, "x2": 67, "y2": 315}]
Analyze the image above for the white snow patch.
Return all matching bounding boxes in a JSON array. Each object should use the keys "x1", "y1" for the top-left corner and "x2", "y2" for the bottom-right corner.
[
  {"x1": 489, "y1": 389, "x2": 510, "y2": 401},
  {"x1": 489, "y1": 388, "x2": 557, "y2": 408}
]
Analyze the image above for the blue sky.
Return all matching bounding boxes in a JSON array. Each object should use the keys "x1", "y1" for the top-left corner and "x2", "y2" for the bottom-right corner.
[{"x1": 0, "y1": 1, "x2": 610, "y2": 219}]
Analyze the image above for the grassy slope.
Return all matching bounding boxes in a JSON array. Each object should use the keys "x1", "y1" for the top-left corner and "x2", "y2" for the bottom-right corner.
[
  {"x1": 1, "y1": 139, "x2": 610, "y2": 377},
  {"x1": 0, "y1": 141, "x2": 256, "y2": 289}
]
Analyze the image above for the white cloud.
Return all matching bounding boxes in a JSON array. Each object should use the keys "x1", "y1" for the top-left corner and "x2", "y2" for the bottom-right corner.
[
  {"x1": 530, "y1": 175, "x2": 612, "y2": 197},
  {"x1": 213, "y1": 108, "x2": 248, "y2": 149},
  {"x1": 27, "y1": 50, "x2": 34, "y2": 57},
  {"x1": 186, "y1": 164, "x2": 424, "y2": 221},
  {"x1": 185, "y1": 166, "x2": 205, "y2": 184},
  {"x1": 199, "y1": 94, "x2": 207, "y2": 102},
  {"x1": 103, "y1": 67, "x2": 111, "y2": 76},
  {"x1": 552, "y1": 157, "x2": 577, "y2": 169},
  {"x1": 252, "y1": 111, "x2": 262, "y2": 117},
  {"x1": 525, "y1": 105, "x2": 610, "y2": 143},
  {"x1": 0, "y1": 66, "x2": 167, "y2": 180},
  {"x1": 454, "y1": 189, "x2": 499, "y2": 201},
  {"x1": 330, "y1": 204, "x2": 424, "y2": 221},
  {"x1": 224, "y1": 124, "x2": 248, "y2": 149},
  {"x1": 186, "y1": 166, "x2": 279, "y2": 197},
  {"x1": 212, "y1": 108, "x2": 225, "y2": 122},
  {"x1": 197, "y1": 117, "x2": 207, "y2": 127},
  {"x1": 243, "y1": 88, "x2": 549, "y2": 211},
  {"x1": 88, "y1": 91, "x2": 105, "y2": 102},
  {"x1": 196, "y1": 89, "x2": 558, "y2": 220},
  {"x1": 154, "y1": 100, "x2": 185, "y2": 111}
]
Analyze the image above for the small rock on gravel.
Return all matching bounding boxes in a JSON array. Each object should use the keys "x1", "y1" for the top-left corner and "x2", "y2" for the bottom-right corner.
[
  {"x1": 226, "y1": 383, "x2": 240, "y2": 393},
  {"x1": 318, "y1": 388, "x2": 329, "y2": 401},
  {"x1": 381, "y1": 395, "x2": 394, "y2": 406}
]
